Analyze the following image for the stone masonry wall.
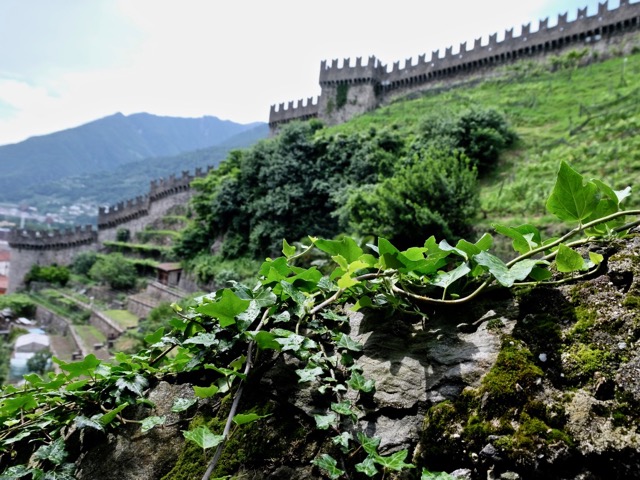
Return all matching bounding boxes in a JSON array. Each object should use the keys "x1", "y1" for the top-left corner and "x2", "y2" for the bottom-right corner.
[{"x1": 269, "y1": 0, "x2": 640, "y2": 131}]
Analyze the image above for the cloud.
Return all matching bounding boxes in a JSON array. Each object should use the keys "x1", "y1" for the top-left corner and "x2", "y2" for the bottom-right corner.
[{"x1": 0, "y1": 0, "x2": 605, "y2": 145}]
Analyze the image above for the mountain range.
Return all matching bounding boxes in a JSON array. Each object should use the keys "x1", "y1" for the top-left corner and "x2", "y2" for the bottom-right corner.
[{"x1": 0, "y1": 112, "x2": 267, "y2": 206}]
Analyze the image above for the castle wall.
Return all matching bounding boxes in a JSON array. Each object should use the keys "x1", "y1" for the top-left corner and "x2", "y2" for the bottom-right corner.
[
  {"x1": 269, "y1": 0, "x2": 640, "y2": 130},
  {"x1": 318, "y1": 83, "x2": 379, "y2": 126},
  {"x1": 9, "y1": 167, "x2": 212, "y2": 291},
  {"x1": 7, "y1": 226, "x2": 97, "y2": 293}
]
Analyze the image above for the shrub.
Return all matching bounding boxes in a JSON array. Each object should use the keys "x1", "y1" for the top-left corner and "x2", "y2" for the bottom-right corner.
[
  {"x1": 343, "y1": 148, "x2": 479, "y2": 249},
  {"x1": 88, "y1": 253, "x2": 138, "y2": 290},
  {"x1": 0, "y1": 294, "x2": 36, "y2": 318},
  {"x1": 25, "y1": 264, "x2": 70, "y2": 287},
  {"x1": 419, "y1": 107, "x2": 517, "y2": 173},
  {"x1": 71, "y1": 251, "x2": 98, "y2": 276}
]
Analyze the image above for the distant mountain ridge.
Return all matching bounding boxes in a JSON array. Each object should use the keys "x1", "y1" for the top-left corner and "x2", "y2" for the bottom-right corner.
[
  {"x1": 0, "y1": 112, "x2": 264, "y2": 202},
  {"x1": 28, "y1": 123, "x2": 269, "y2": 208}
]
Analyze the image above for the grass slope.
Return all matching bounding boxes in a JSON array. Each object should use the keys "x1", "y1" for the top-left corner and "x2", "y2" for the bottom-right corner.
[{"x1": 324, "y1": 50, "x2": 640, "y2": 228}]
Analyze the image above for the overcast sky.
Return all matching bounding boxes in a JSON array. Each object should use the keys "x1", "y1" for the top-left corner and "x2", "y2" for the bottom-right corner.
[{"x1": 0, "y1": 0, "x2": 609, "y2": 146}]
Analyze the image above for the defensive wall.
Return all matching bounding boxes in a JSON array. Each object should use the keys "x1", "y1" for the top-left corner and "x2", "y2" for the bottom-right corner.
[
  {"x1": 269, "y1": 0, "x2": 640, "y2": 131},
  {"x1": 7, "y1": 167, "x2": 211, "y2": 292},
  {"x1": 97, "y1": 167, "x2": 212, "y2": 242}
]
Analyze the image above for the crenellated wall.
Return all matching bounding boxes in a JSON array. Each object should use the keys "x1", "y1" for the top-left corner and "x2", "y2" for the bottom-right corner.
[
  {"x1": 8, "y1": 167, "x2": 212, "y2": 291},
  {"x1": 97, "y1": 167, "x2": 211, "y2": 242},
  {"x1": 269, "y1": 0, "x2": 640, "y2": 131},
  {"x1": 268, "y1": 97, "x2": 320, "y2": 130},
  {"x1": 8, "y1": 226, "x2": 97, "y2": 293}
]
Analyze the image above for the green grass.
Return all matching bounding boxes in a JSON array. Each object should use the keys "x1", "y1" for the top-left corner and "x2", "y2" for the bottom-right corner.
[
  {"x1": 103, "y1": 309, "x2": 139, "y2": 329},
  {"x1": 322, "y1": 47, "x2": 640, "y2": 228},
  {"x1": 74, "y1": 325, "x2": 106, "y2": 347}
]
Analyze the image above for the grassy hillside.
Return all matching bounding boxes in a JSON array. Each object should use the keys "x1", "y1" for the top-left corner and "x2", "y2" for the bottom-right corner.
[{"x1": 325, "y1": 50, "x2": 640, "y2": 227}]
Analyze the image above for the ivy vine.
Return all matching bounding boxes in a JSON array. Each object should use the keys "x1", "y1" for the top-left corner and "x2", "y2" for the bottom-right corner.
[{"x1": 0, "y1": 161, "x2": 637, "y2": 480}]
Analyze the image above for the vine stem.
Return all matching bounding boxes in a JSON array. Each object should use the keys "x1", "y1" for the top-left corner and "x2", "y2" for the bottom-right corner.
[
  {"x1": 393, "y1": 209, "x2": 640, "y2": 305},
  {"x1": 201, "y1": 309, "x2": 269, "y2": 480}
]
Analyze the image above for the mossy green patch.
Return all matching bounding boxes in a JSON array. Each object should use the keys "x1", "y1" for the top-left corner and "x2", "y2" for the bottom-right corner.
[
  {"x1": 568, "y1": 307, "x2": 597, "y2": 341},
  {"x1": 623, "y1": 295, "x2": 640, "y2": 309},
  {"x1": 162, "y1": 400, "x2": 312, "y2": 479},
  {"x1": 480, "y1": 337, "x2": 544, "y2": 414},
  {"x1": 562, "y1": 343, "x2": 610, "y2": 383}
]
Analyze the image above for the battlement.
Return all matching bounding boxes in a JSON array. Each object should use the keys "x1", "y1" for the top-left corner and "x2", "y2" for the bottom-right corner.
[
  {"x1": 380, "y1": 0, "x2": 640, "y2": 91},
  {"x1": 269, "y1": 97, "x2": 320, "y2": 129},
  {"x1": 98, "y1": 195, "x2": 149, "y2": 230},
  {"x1": 269, "y1": 0, "x2": 640, "y2": 129},
  {"x1": 319, "y1": 56, "x2": 387, "y2": 85},
  {"x1": 9, "y1": 225, "x2": 97, "y2": 250},
  {"x1": 98, "y1": 166, "x2": 212, "y2": 229}
]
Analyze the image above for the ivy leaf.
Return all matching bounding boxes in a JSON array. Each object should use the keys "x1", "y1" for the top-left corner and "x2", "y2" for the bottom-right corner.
[
  {"x1": 115, "y1": 375, "x2": 148, "y2": 397},
  {"x1": 140, "y1": 415, "x2": 166, "y2": 433},
  {"x1": 331, "y1": 401, "x2": 356, "y2": 421},
  {"x1": 282, "y1": 239, "x2": 296, "y2": 258},
  {"x1": 1, "y1": 394, "x2": 38, "y2": 415},
  {"x1": 245, "y1": 331, "x2": 281, "y2": 351},
  {"x1": 373, "y1": 449, "x2": 415, "y2": 471},
  {"x1": 474, "y1": 251, "x2": 540, "y2": 287},
  {"x1": 357, "y1": 432, "x2": 381, "y2": 456},
  {"x1": 252, "y1": 288, "x2": 277, "y2": 308},
  {"x1": 296, "y1": 366, "x2": 324, "y2": 383},
  {"x1": 556, "y1": 244, "x2": 587, "y2": 272},
  {"x1": 236, "y1": 300, "x2": 260, "y2": 332},
  {"x1": 0, "y1": 465, "x2": 31, "y2": 478},
  {"x1": 99, "y1": 403, "x2": 127, "y2": 426},
  {"x1": 3, "y1": 430, "x2": 32, "y2": 445},
  {"x1": 432, "y1": 262, "x2": 471, "y2": 290},
  {"x1": 193, "y1": 384, "x2": 219, "y2": 399},
  {"x1": 182, "y1": 333, "x2": 218, "y2": 347},
  {"x1": 144, "y1": 327, "x2": 165, "y2": 346},
  {"x1": 332, "y1": 432, "x2": 353, "y2": 453},
  {"x1": 528, "y1": 266, "x2": 552, "y2": 281},
  {"x1": 421, "y1": 469, "x2": 456, "y2": 480},
  {"x1": 313, "y1": 413, "x2": 338, "y2": 430},
  {"x1": 74, "y1": 415, "x2": 104, "y2": 432},
  {"x1": 232, "y1": 412, "x2": 270, "y2": 426},
  {"x1": 546, "y1": 161, "x2": 599, "y2": 223},
  {"x1": 183, "y1": 426, "x2": 224, "y2": 451},
  {"x1": 171, "y1": 397, "x2": 197, "y2": 413},
  {"x1": 347, "y1": 371, "x2": 375, "y2": 392},
  {"x1": 494, "y1": 224, "x2": 540, "y2": 254},
  {"x1": 56, "y1": 354, "x2": 101, "y2": 379},
  {"x1": 196, "y1": 289, "x2": 250, "y2": 327},
  {"x1": 352, "y1": 295, "x2": 373, "y2": 312},
  {"x1": 355, "y1": 456, "x2": 379, "y2": 477},
  {"x1": 34, "y1": 438, "x2": 67, "y2": 466},
  {"x1": 334, "y1": 333, "x2": 363, "y2": 352},
  {"x1": 315, "y1": 237, "x2": 363, "y2": 263},
  {"x1": 312, "y1": 454, "x2": 344, "y2": 480}
]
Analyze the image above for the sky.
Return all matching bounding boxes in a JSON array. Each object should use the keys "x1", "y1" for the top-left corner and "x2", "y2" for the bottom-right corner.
[{"x1": 0, "y1": 0, "x2": 610, "y2": 146}]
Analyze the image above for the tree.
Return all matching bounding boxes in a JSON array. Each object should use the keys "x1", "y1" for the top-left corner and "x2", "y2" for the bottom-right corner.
[
  {"x1": 88, "y1": 253, "x2": 138, "y2": 290},
  {"x1": 343, "y1": 148, "x2": 479, "y2": 250},
  {"x1": 71, "y1": 251, "x2": 98, "y2": 276}
]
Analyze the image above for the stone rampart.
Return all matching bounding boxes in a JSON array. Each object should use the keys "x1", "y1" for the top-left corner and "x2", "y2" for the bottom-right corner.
[
  {"x1": 268, "y1": 97, "x2": 320, "y2": 130},
  {"x1": 269, "y1": 0, "x2": 640, "y2": 130},
  {"x1": 9, "y1": 166, "x2": 212, "y2": 290}
]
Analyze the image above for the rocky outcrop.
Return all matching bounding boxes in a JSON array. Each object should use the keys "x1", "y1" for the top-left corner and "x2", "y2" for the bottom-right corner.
[{"x1": 74, "y1": 234, "x2": 640, "y2": 479}]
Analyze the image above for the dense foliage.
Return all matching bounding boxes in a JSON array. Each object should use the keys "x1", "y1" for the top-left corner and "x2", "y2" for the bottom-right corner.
[
  {"x1": 0, "y1": 163, "x2": 636, "y2": 479},
  {"x1": 24, "y1": 264, "x2": 70, "y2": 288},
  {"x1": 175, "y1": 108, "x2": 514, "y2": 266},
  {"x1": 0, "y1": 294, "x2": 37, "y2": 318},
  {"x1": 88, "y1": 253, "x2": 138, "y2": 290}
]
